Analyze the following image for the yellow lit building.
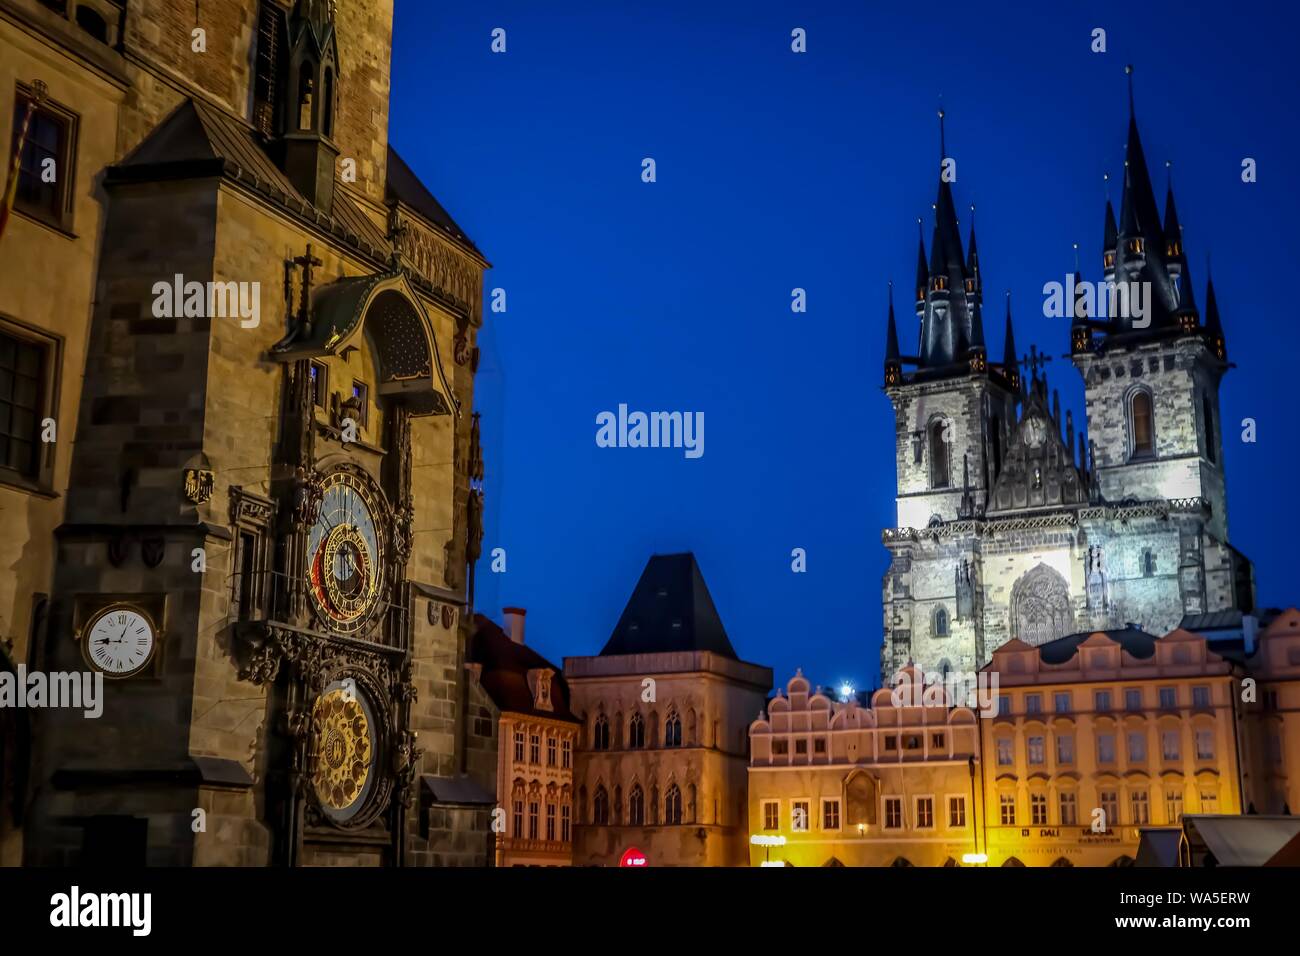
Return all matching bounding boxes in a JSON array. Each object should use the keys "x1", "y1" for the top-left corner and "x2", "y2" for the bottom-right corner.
[
  {"x1": 979, "y1": 627, "x2": 1244, "y2": 867},
  {"x1": 747, "y1": 667, "x2": 983, "y2": 867},
  {"x1": 1232, "y1": 608, "x2": 1300, "y2": 815}
]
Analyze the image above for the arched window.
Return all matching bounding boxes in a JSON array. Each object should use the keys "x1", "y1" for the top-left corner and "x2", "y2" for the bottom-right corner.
[
  {"x1": 593, "y1": 714, "x2": 610, "y2": 751},
  {"x1": 933, "y1": 606, "x2": 950, "y2": 638},
  {"x1": 322, "y1": 68, "x2": 335, "y2": 138},
  {"x1": 664, "y1": 712, "x2": 682, "y2": 748},
  {"x1": 628, "y1": 713, "x2": 645, "y2": 749},
  {"x1": 593, "y1": 786, "x2": 609, "y2": 825},
  {"x1": 929, "y1": 419, "x2": 950, "y2": 489},
  {"x1": 1202, "y1": 392, "x2": 1217, "y2": 464},
  {"x1": 1130, "y1": 390, "x2": 1155, "y2": 458},
  {"x1": 664, "y1": 784, "x2": 683, "y2": 824},
  {"x1": 628, "y1": 785, "x2": 645, "y2": 825},
  {"x1": 297, "y1": 62, "x2": 315, "y2": 130}
]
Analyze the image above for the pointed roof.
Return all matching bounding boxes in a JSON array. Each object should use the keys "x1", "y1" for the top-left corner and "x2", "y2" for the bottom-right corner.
[
  {"x1": 600, "y1": 553, "x2": 739, "y2": 659},
  {"x1": 966, "y1": 209, "x2": 980, "y2": 277},
  {"x1": 1163, "y1": 181, "x2": 1183, "y2": 241},
  {"x1": 1103, "y1": 197, "x2": 1118, "y2": 253},
  {"x1": 386, "y1": 146, "x2": 483, "y2": 258},
  {"x1": 1205, "y1": 271, "x2": 1223, "y2": 335},
  {"x1": 885, "y1": 285, "x2": 901, "y2": 363},
  {"x1": 1002, "y1": 293, "x2": 1018, "y2": 372},
  {"x1": 988, "y1": 378, "x2": 1088, "y2": 515},
  {"x1": 914, "y1": 222, "x2": 928, "y2": 303}
]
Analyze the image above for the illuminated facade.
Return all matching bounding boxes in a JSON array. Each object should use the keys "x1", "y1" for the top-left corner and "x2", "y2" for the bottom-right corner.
[
  {"x1": 979, "y1": 627, "x2": 1243, "y2": 867},
  {"x1": 747, "y1": 667, "x2": 982, "y2": 867},
  {"x1": 471, "y1": 610, "x2": 580, "y2": 866},
  {"x1": 565, "y1": 554, "x2": 772, "y2": 867},
  {"x1": 1234, "y1": 609, "x2": 1300, "y2": 815}
]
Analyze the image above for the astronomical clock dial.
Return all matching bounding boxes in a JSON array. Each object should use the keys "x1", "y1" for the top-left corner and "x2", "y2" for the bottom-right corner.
[
  {"x1": 82, "y1": 604, "x2": 157, "y2": 678},
  {"x1": 306, "y1": 471, "x2": 386, "y2": 634},
  {"x1": 310, "y1": 680, "x2": 378, "y2": 823}
]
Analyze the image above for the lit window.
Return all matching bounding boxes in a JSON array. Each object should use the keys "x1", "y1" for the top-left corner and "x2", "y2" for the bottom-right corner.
[
  {"x1": 561, "y1": 804, "x2": 571, "y2": 841},
  {"x1": 350, "y1": 380, "x2": 369, "y2": 427},
  {"x1": 1196, "y1": 730, "x2": 1214, "y2": 760},
  {"x1": 1128, "y1": 731, "x2": 1146, "y2": 762},
  {"x1": 664, "y1": 713, "x2": 682, "y2": 748},
  {"x1": 512, "y1": 799, "x2": 523, "y2": 837},
  {"x1": 884, "y1": 797, "x2": 903, "y2": 830},
  {"x1": 561, "y1": 738, "x2": 572, "y2": 769},
  {"x1": 996, "y1": 738, "x2": 1013, "y2": 766},
  {"x1": 915, "y1": 797, "x2": 934, "y2": 830},
  {"x1": 546, "y1": 802, "x2": 556, "y2": 840},
  {"x1": 1027, "y1": 736, "x2": 1045, "y2": 765},
  {"x1": 1026, "y1": 694, "x2": 1042, "y2": 715},
  {"x1": 1130, "y1": 390, "x2": 1154, "y2": 457},
  {"x1": 1166, "y1": 791, "x2": 1183, "y2": 824},
  {"x1": 1200, "y1": 790, "x2": 1218, "y2": 813},
  {"x1": 1130, "y1": 790, "x2": 1149, "y2": 825},
  {"x1": 546, "y1": 736, "x2": 556, "y2": 766},
  {"x1": 1059, "y1": 792, "x2": 1077, "y2": 826},
  {"x1": 762, "y1": 801, "x2": 779, "y2": 831},
  {"x1": 948, "y1": 796, "x2": 966, "y2": 828},
  {"x1": 1030, "y1": 793, "x2": 1048, "y2": 826},
  {"x1": 1056, "y1": 734, "x2": 1074, "y2": 764},
  {"x1": 1054, "y1": 692, "x2": 1072, "y2": 714},
  {"x1": 310, "y1": 361, "x2": 328, "y2": 408},
  {"x1": 528, "y1": 801, "x2": 539, "y2": 839},
  {"x1": 999, "y1": 794, "x2": 1016, "y2": 826},
  {"x1": 822, "y1": 799, "x2": 841, "y2": 831},
  {"x1": 1097, "y1": 734, "x2": 1116, "y2": 763},
  {"x1": 1099, "y1": 791, "x2": 1118, "y2": 829},
  {"x1": 529, "y1": 734, "x2": 540, "y2": 764},
  {"x1": 512, "y1": 730, "x2": 524, "y2": 762}
]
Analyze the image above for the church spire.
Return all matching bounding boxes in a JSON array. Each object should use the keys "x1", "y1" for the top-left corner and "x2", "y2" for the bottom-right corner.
[
  {"x1": 884, "y1": 282, "x2": 902, "y2": 386},
  {"x1": 914, "y1": 218, "x2": 928, "y2": 313},
  {"x1": 1003, "y1": 291, "x2": 1020, "y2": 390},
  {"x1": 1204, "y1": 263, "x2": 1227, "y2": 360}
]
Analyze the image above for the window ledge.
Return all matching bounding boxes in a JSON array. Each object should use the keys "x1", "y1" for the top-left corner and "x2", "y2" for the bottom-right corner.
[
  {"x1": 10, "y1": 206, "x2": 77, "y2": 241},
  {"x1": 0, "y1": 471, "x2": 57, "y2": 499}
]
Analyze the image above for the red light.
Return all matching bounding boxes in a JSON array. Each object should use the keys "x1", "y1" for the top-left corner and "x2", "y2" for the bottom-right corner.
[{"x1": 619, "y1": 847, "x2": 648, "y2": 867}]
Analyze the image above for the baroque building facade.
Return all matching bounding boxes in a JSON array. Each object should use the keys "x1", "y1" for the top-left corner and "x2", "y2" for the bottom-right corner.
[
  {"x1": 880, "y1": 95, "x2": 1254, "y2": 687},
  {"x1": 2, "y1": 0, "x2": 498, "y2": 866},
  {"x1": 470, "y1": 608, "x2": 581, "y2": 866},
  {"x1": 564, "y1": 553, "x2": 772, "y2": 867},
  {"x1": 747, "y1": 667, "x2": 982, "y2": 867}
]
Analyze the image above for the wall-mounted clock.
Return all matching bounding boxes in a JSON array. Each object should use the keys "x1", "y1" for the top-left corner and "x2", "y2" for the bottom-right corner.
[
  {"x1": 81, "y1": 602, "x2": 158, "y2": 678},
  {"x1": 305, "y1": 469, "x2": 386, "y2": 634}
]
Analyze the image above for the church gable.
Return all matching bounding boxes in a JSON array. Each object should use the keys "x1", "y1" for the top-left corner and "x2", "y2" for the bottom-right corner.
[{"x1": 988, "y1": 378, "x2": 1087, "y2": 514}]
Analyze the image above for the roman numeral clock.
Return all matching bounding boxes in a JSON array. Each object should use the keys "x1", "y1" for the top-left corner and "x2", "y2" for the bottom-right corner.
[{"x1": 74, "y1": 596, "x2": 167, "y2": 680}]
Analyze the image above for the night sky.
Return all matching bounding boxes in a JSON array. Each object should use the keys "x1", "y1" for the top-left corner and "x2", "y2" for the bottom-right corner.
[{"x1": 389, "y1": 1, "x2": 1299, "y2": 695}]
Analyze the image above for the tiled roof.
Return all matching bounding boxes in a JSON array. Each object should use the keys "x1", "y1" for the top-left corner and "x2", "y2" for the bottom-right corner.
[
  {"x1": 386, "y1": 146, "x2": 483, "y2": 259},
  {"x1": 469, "y1": 614, "x2": 579, "y2": 723},
  {"x1": 600, "y1": 553, "x2": 738, "y2": 659}
]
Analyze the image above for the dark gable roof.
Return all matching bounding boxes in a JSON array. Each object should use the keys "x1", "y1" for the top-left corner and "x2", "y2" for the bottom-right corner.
[
  {"x1": 385, "y1": 146, "x2": 483, "y2": 259},
  {"x1": 600, "y1": 553, "x2": 738, "y2": 659},
  {"x1": 109, "y1": 98, "x2": 391, "y2": 260},
  {"x1": 1036, "y1": 625, "x2": 1159, "y2": 665},
  {"x1": 469, "y1": 614, "x2": 579, "y2": 723}
]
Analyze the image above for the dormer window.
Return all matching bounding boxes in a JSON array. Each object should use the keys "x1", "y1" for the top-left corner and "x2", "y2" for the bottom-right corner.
[
  {"x1": 1104, "y1": 251, "x2": 1115, "y2": 269},
  {"x1": 1128, "y1": 238, "x2": 1144, "y2": 255},
  {"x1": 534, "y1": 670, "x2": 553, "y2": 711}
]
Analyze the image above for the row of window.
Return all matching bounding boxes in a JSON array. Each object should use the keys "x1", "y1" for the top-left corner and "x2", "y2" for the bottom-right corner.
[
  {"x1": 997, "y1": 685, "x2": 1212, "y2": 717},
  {"x1": 510, "y1": 798, "x2": 572, "y2": 843},
  {"x1": 591, "y1": 712, "x2": 685, "y2": 751},
  {"x1": 770, "y1": 732, "x2": 947, "y2": 757},
  {"x1": 996, "y1": 788, "x2": 1215, "y2": 827},
  {"x1": 589, "y1": 783, "x2": 688, "y2": 826},
  {"x1": 995, "y1": 728, "x2": 1216, "y2": 767},
  {"x1": 761, "y1": 796, "x2": 968, "y2": 833},
  {"x1": 512, "y1": 730, "x2": 572, "y2": 769}
]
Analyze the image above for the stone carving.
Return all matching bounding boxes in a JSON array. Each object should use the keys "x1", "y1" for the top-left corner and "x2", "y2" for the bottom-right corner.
[
  {"x1": 394, "y1": 213, "x2": 483, "y2": 324},
  {"x1": 184, "y1": 468, "x2": 215, "y2": 504},
  {"x1": 1010, "y1": 564, "x2": 1074, "y2": 646}
]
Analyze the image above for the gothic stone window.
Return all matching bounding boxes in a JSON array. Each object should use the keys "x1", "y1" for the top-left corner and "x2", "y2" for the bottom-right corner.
[
  {"x1": 1010, "y1": 564, "x2": 1074, "y2": 646},
  {"x1": 592, "y1": 714, "x2": 610, "y2": 750},
  {"x1": 933, "y1": 605, "x2": 950, "y2": 638},
  {"x1": 929, "y1": 419, "x2": 950, "y2": 489},
  {"x1": 1128, "y1": 388, "x2": 1155, "y2": 459}
]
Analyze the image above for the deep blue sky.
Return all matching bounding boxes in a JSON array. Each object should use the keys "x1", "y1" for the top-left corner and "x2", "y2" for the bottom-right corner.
[{"x1": 390, "y1": 0, "x2": 1298, "y2": 695}]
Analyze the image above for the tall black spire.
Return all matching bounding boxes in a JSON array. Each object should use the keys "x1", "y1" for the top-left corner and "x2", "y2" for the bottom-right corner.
[
  {"x1": 1204, "y1": 264, "x2": 1226, "y2": 360},
  {"x1": 1003, "y1": 291, "x2": 1019, "y2": 391},
  {"x1": 885, "y1": 282, "x2": 902, "y2": 386},
  {"x1": 914, "y1": 218, "x2": 928, "y2": 312}
]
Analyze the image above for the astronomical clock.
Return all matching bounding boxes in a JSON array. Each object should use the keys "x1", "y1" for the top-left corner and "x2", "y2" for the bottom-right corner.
[{"x1": 230, "y1": 261, "x2": 455, "y2": 865}]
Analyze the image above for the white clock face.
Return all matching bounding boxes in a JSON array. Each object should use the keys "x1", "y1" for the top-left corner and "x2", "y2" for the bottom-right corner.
[{"x1": 84, "y1": 606, "x2": 156, "y2": 677}]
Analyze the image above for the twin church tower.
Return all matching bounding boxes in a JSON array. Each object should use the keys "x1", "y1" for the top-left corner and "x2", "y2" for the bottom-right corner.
[{"x1": 880, "y1": 77, "x2": 1252, "y2": 685}]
